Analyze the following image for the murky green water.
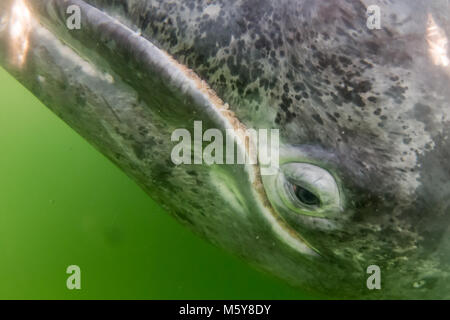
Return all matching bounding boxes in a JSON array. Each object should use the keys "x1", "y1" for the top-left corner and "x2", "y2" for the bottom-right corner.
[{"x1": 0, "y1": 67, "x2": 317, "y2": 299}]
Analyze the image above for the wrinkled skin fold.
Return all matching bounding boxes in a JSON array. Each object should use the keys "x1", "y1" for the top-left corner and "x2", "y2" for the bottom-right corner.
[{"x1": 1, "y1": 0, "x2": 450, "y2": 298}]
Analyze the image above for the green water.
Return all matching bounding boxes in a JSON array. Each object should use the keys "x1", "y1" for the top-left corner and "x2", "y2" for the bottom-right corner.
[{"x1": 0, "y1": 67, "x2": 316, "y2": 299}]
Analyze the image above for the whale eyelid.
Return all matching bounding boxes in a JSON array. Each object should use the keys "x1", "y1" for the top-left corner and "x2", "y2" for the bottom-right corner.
[{"x1": 278, "y1": 162, "x2": 342, "y2": 218}]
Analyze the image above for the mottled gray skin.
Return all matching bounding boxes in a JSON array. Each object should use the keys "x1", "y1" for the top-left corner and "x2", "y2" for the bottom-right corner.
[{"x1": 1, "y1": 0, "x2": 450, "y2": 298}]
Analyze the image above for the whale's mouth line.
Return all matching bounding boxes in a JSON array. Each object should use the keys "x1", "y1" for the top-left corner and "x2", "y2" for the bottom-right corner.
[{"x1": 3, "y1": 0, "x2": 318, "y2": 257}]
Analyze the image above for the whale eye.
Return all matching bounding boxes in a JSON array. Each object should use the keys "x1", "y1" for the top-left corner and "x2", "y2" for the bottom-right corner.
[
  {"x1": 292, "y1": 184, "x2": 321, "y2": 207},
  {"x1": 275, "y1": 163, "x2": 342, "y2": 218}
]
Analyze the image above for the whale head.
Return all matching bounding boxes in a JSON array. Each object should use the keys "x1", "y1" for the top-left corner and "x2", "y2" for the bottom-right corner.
[{"x1": 1, "y1": 0, "x2": 450, "y2": 298}]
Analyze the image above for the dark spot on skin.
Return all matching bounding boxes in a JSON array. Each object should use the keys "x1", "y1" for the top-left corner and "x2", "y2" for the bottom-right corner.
[
  {"x1": 354, "y1": 80, "x2": 372, "y2": 93},
  {"x1": 275, "y1": 113, "x2": 281, "y2": 124},
  {"x1": 335, "y1": 85, "x2": 365, "y2": 108},
  {"x1": 338, "y1": 56, "x2": 352, "y2": 67},
  {"x1": 151, "y1": 162, "x2": 172, "y2": 182},
  {"x1": 385, "y1": 85, "x2": 408, "y2": 104},
  {"x1": 255, "y1": 34, "x2": 272, "y2": 52},
  {"x1": 312, "y1": 114, "x2": 324, "y2": 125},
  {"x1": 353, "y1": 95, "x2": 366, "y2": 108},
  {"x1": 366, "y1": 41, "x2": 380, "y2": 55},
  {"x1": 327, "y1": 112, "x2": 338, "y2": 123},
  {"x1": 187, "y1": 170, "x2": 198, "y2": 176},
  {"x1": 390, "y1": 75, "x2": 399, "y2": 82},
  {"x1": 140, "y1": 12, "x2": 151, "y2": 30},
  {"x1": 132, "y1": 143, "x2": 145, "y2": 160},
  {"x1": 280, "y1": 94, "x2": 293, "y2": 112},
  {"x1": 138, "y1": 126, "x2": 148, "y2": 136},
  {"x1": 174, "y1": 210, "x2": 195, "y2": 226},
  {"x1": 293, "y1": 82, "x2": 306, "y2": 92},
  {"x1": 413, "y1": 103, "x2": 434, "y2": 132}
]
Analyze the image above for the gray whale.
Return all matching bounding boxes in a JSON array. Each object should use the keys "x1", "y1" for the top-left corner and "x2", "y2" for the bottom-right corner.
[{"x1": 1, "y1": 0, "x2": 450, "y2": 298}]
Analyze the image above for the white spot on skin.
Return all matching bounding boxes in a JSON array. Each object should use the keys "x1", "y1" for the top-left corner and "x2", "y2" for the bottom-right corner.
[
  {"x1": 104, "y1": 73, "x2": 114, "y2": 84},
  {"x1": 35, "y1": 26, "x2": 115, "y2": 84},
  {"x1": 203, "y1": 4, "x2": 221, "y2": 20}
]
